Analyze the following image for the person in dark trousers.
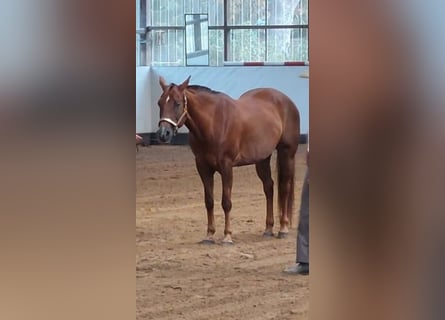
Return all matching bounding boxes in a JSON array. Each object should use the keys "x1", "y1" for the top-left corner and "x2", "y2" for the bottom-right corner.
[{"x1": 284, "y1": 143, "x2": 309, "y2": 275}]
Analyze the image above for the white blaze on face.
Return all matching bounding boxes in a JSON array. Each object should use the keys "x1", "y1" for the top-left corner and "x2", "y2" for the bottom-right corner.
[{"x1": 166, "y1": 96, "x2": 170, "y2": 103}]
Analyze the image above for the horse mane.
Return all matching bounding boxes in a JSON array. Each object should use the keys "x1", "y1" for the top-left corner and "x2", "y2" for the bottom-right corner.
[
  {"x1": 169, "y1": 83, "x2": 221, "y2": 95},
  {"x1": 187, "y1": 85, "x2": 222, "y2": 95}
]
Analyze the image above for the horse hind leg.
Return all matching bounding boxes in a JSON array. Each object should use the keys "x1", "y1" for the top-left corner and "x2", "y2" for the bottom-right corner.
[
  {"x1": 255, "y1": 156, "x2": 275, "y2": 237},
  {"x1": 276, "y1": 147, "x2": 296, "y2": 238}
]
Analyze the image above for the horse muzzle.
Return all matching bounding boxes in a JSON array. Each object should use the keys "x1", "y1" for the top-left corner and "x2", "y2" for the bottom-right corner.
[{"x1": 157, "y1": 125, "x2": 174, "y2": 144}]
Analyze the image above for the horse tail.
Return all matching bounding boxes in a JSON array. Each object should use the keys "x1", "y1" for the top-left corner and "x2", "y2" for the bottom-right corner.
[
  {"x1": 288, "y1": 172, "x2": 295, "y2": 227},
  {"x1": 276, "y1": 148, "x2": 295, "y2": 227}
]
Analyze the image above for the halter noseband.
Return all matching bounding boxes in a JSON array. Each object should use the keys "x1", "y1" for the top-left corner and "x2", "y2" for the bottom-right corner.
[{"x1": 158, "y1": 94, "x2": 188, "y2": 134}]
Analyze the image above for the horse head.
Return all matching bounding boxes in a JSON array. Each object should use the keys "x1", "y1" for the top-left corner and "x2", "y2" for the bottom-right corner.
[{"x1": 156, "y1": 76, "x2": 191, "y2": 144}]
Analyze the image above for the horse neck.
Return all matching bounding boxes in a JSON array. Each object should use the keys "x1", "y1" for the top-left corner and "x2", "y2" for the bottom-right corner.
[{"x1": 184, "y1": 92, "x2": 217, "y2": 141}]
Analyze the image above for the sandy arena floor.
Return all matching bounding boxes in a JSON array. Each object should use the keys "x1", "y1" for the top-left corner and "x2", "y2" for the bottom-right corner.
[{"x1": 136, "y1": 144, "x2": 309, "y2": 320}]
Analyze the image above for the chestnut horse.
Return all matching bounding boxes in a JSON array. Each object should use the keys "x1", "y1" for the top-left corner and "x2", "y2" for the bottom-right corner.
[{"x1": 156, "y1": 76, "x2": 300, "y2": 244}]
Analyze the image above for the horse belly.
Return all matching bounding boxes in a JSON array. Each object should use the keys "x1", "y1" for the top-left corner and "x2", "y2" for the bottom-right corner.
[{"x1": 235, "y1": 134, "x2": 279, "y2": 166}]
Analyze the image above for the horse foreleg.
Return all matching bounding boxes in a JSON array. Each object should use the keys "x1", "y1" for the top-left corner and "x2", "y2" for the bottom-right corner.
[
  {"x1": 196, "y1": 161, "x2": 216, "y2": 243},
  {"x1": 221, "y1": 165, "x2": 234, "y2": 244}
]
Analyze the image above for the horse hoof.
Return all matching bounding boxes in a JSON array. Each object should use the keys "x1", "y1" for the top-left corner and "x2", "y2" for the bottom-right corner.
[
  {"x1": 199, "y1": 239, "x2": 216, "y2": 245},
  {"x1": 277, "y1": 231, "x2": 288, "y2": 239},
  {"x1": 263, "y1": 231, "x2": 274, "y2": 237},
  {"x1": 221, "y1": 240, "x2": 234, "y2": 245}
]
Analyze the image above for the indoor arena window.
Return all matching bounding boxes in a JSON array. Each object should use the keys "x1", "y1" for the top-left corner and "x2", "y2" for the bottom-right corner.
[{"x1": 137, "y1": 0, "x2": 308, "y2": 66}]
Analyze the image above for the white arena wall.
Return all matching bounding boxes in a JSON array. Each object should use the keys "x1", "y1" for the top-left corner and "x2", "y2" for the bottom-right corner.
[{"x1": 136, "y1": 66, "x2": 309, "y2": 139}]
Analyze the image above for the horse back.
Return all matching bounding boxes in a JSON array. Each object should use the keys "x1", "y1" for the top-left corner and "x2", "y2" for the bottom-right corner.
[{"x1": 239, "y1": 88, "x2": 300, "y2": 128}]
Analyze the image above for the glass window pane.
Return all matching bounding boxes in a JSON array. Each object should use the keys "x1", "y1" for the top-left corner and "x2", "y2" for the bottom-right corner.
[
  {"x1": 150, "y1": 30, "x2": 184, "y2": 66},
  {"x1": 201, "y1": 21, "x2": 209, "y2": 51},
  {"x1": 229, "y1": 29, "x2": 266, "y2": 61},
  {"x1": 149, "y1": 0, "x2": 184, "y2": 26},
  {"x1": 136, "y1": 0, "x2": 140, "y2": 28},
  {"x1": 209, "y1": 30, "x2": 224, "y2": 66},
  {"x1": 267, "y1": 0, "x2": 303, "y2": 25},
  {"x1": 136, "y1": 33, "x2": 140, "y2": 66},
  {"x1": 209, "y1": 0, "x2": 224, "y2": 26},
  {"x1": 186, "y1": 18, "x2": 208, "y2": 53},
  {"x1": 184, "y1": 0, "x2": 208, "y2": 14},
  {"x1": 287, "y1": 28, "x2": 308, "y2": 61},
  {"x1": 266, "y1": 29, "x2": 289, "y2": 61},
  {"x1": 228, "y1": 0, "x2": 266, "y2": 26},
  {"x1": 291, "y1": 0, "x2": 308, "y2": 25},
  {"x1": 266, "y1": 28, "x2": 307, "y2": 61},
  {"x1": 186, "y1": 14, "x2": 209, "y2": 66}
]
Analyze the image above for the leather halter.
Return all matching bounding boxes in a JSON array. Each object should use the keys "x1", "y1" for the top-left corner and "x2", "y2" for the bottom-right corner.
[{"x1": 158, "y1": 94, "x2": 188, "y2": 134}]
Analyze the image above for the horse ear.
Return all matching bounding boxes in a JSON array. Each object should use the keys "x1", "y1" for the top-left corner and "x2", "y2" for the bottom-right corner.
[
  {"x1": 159, "y1": 76, "x2": 168, "y2": 91},
  {"x1": 179, "y1": 75, "x2": 191, "y2": 90}
]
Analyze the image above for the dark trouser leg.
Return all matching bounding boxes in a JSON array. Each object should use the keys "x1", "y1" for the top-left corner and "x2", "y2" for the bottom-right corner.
[{"x1": 296, "y1": 169, "x2": 309, "y2": 263}]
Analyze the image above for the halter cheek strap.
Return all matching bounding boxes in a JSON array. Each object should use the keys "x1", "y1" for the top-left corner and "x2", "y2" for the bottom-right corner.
[
  {"x1": 158, "y1": 94, "x2": 188, "y2": 134},
  {"x1": 176, "y1": 95, "x2": 188, "y2": 127}
]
